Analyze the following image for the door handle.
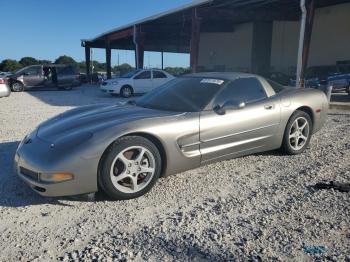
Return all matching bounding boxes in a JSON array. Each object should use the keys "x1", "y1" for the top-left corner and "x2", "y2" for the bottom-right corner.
[{"x1": 264, "y1": 104, "x2": 274, "y2": 110}]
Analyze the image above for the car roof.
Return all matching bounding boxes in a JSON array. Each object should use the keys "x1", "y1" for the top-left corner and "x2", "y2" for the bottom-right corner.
[{"x1": 184, "y1": 72, "x2": 260, "y2": 81}]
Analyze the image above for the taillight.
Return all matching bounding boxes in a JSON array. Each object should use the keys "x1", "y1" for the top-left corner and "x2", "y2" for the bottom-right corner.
[{"x1": 0, "y1": 78, "x2": 5, "y2": 84}]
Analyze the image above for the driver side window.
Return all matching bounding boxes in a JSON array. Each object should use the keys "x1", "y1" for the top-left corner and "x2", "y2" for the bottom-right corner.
[
  {"x1": 134, "y1": 71, "x2": 151, "y2": 80},
  {"x1": 24, "y1": 66, "x2": 41, "y2": 76},
  {"x1": 214, "y1": 77, "x2": 267, "y2": 106}
]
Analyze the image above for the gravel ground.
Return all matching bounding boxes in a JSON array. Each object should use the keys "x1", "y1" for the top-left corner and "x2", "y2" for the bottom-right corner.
[{"x1": 0, "y1": 85, "x2": 349, "y2": 261}]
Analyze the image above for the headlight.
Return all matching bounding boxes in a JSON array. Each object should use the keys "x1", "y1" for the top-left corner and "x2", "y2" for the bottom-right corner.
[{"x1": 40, "y1": 172, "x2": 74, "y2": 183}]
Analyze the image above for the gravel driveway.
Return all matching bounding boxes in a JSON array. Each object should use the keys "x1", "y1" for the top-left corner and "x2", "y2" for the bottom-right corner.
[{"x1": 0, "y1": 86, "x2": 349, "y2": 261}]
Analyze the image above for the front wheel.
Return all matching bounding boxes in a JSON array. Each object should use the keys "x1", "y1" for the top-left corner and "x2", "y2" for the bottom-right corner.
[
  {"x1": 281, "y1": 110, "x2": 313, "y2": 155},
  {"x1": 11, "y1": 82, "x2": 24, "y2": 92},
  {"x1": 120, "y1": 86, "x2": 133, "y2": 98},
  {"x1": 99, "y1": 136, "x2": 162, "y2": 200}
]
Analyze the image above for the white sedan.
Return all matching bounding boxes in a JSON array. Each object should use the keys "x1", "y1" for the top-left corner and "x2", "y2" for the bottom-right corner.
[
  {"x1": 100, "y1": 69, "x2": 175, "y2": 97},
  {"x1": 0, "y1": 78, "x2": 11, "y2": 98}
]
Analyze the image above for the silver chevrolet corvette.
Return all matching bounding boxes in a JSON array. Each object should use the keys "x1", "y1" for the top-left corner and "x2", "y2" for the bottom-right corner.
[{"x1": 14, "y1": 72, "x2": 328, "y2": 200}]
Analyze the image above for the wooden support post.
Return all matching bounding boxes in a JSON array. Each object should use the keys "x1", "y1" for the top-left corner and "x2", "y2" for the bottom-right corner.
[
  {"x1": 300, "y1": 0, "x2": 315, "y2": 84},
  {"x1": 106, "y1": 40, "x2": 112, "y2": 79},
  {"x1": 251, "y1": 21, "x2": 273, "y2": 75},
  {"x1": 85, "y1": 45, "x2": 91, "y2": 81},
  {"x1": 190, "y1": 8, "x2": 201, "y2": 73},
  {"x1": 133, "y1": 25, "x2": 145, "y2": 69},
  {"x1": 137, "y1": 42, "x2": 144, "y2": 69},
  {"x1": 161, "y1": 51, "x2": 164, "y2": 70}
]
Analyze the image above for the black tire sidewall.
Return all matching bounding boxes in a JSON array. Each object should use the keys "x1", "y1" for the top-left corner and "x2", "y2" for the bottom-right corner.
[
  {"x1": 99, "y1": 136, "x2": 161, "y2": 200},
  {"x1": 120, "y1": 86, "x2": 132, "y2": 98},
  {"x1": 12, "y1": 82, "x2": 24, "y2": 92},
  {"x1": 282, "y1": 110, "x2": 313, "y2": 155}
]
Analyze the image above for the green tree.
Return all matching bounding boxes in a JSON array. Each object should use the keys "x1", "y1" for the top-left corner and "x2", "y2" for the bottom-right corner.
[
  {"x1": 38, "y1": 59, "x2": 52, "y2": 65},
  {"x1": 55, "y1": 55, "x2": 77, "y2": 65},
  {"x1": 0, "y1": 59, "x2": 22, "y2": 72},
  {"x1": 164, "y1": 67, "x2": 191, "y2": 76},
  {"x1": 113, "y1": 63, "x2": 133, "y2": 75},
  {"x1": 19, "y1": 57, "x2": 38, "y2": 67}
]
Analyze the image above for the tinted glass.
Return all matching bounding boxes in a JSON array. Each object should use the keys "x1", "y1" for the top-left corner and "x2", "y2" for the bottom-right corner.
[
  {"x1": 120, "y1": 70, "x2": 142, "y2": 78},
  {"x1": 57, "y1": 66, "x2": 77, "y2": 75},
  {"x1": 136, "y1": 77, "x2": 225, "y2": 112},
  {"x1": 266, "y1": 79, "x2": 286, "y2": 93},
  {"x1": 153, "y1": 71, "x2": 167, "y2": 79},
  {"x1": 24, "y1": 66, "x2": 41, "y2": 76},
  {"x1": 214, "y1": 77, "x2": 267, "y2": 106},
  {"x1": 134, "y1": 71, "x2": 151, "y2": 79}
]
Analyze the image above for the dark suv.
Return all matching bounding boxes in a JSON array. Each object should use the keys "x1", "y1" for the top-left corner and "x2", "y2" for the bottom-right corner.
[{"x1": 7, "y1": 64, "x2": 80, "y2": 92}]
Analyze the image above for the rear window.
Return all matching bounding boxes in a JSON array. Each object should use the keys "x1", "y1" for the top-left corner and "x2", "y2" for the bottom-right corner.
[
  {"x1": 266, "y1": 79, "x2": 286, "y2": 93},
  {"x1": 57, "y1": 66, "x2": 78, "y2": 75}
]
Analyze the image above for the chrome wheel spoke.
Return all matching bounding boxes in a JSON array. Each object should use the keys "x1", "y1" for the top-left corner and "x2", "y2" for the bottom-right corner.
[
  {"x1": 114, "y1": 171, "x2": 130, "y2": 182},
  {"x1": 289, "y1": 117, "x2": 309, "y2": 151},
  {"x1": 135, "y1": 148, "x2": 146, "y2": 163},
  {"x1": 130, "y1": 176, "x2": 139, "y2": 191},
  {"x1": 140, "y1": 166, "x2": 155, "y2": 174},
  {"x1": 118, "y1": 153, "x2": 131, "y2": 166}
]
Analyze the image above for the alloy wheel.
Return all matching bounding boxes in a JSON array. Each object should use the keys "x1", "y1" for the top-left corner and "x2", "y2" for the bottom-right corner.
[
  {"x1": 109, "y1": 146, "x2": 156, "y2": 193},
  {"x1": 288, "y1": 117, "x2": 310, "y2": 151}
]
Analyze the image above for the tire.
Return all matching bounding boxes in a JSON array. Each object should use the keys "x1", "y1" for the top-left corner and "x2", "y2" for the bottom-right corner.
[
  {"x1": 120, "y1": 85, "x2": 133, "y2": 98},
  {"x1": 347, "y1": 85, "x2": 350, "y2": 96},
  {"x1": 281, "y1": 110, "x2": 313, "y2": 155},
  {"x1": 99, "y1": 136, "x2": 162, "y2": 200},
  {"x1": 11, "y1": 82, "x2": 24, "y2": 92}
]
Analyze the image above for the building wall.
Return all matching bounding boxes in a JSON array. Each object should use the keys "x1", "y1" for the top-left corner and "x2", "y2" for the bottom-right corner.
[
  {"x1": 198, "y1": 23, "x2": 253, "y2": 72},
  {"x1": 270, "y1": 2, "x2": 350, "y2": 74},
  {"x1": 270, "y1": 21, "x2": 300, "y2": 75},
  {"x1": 308, "y1": 2, "x2": 350, "y2": 66},
  {"x1": 198, "y1": 3, "x2": 350, "y2": 74}
]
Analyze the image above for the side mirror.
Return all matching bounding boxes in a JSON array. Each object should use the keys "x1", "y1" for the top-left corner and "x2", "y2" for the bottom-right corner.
[
  {"x1": 214, "y1": 100, "x2": 245, "y2": 115},
  {"x1": 23, "y1": 72, "x2": 29, "y2": 76}
]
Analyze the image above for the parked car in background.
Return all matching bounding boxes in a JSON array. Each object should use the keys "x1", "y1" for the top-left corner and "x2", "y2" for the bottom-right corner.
[
  {"x1": 101, "y1": 69, "x2": 175, "y2": 97},
  {"x1": 7, "y1": 64, "x2": 80, "y2": 92},
  {"x1": 0, "y1": 78, "x2": 11, "y2": 98},
  {"x1": 327, "y1": 64, "x2": 350, "y2": 94},
  {"x1": 0, "y1": 72, "x2": 12, "y2": 78}
]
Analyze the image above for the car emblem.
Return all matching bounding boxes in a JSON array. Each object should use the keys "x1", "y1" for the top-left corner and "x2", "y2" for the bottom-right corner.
[{"x1": 50, "y1": 144, "x2": 55, "y2": 148}]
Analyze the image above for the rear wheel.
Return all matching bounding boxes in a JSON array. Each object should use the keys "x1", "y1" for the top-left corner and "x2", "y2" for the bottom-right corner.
[
  {"x1": 120, "y1": 85, "x2": 133, "y2": 98},
  {"x1": 347, "y1": 85, "x2": 350, "y2": 95},
  {"x1": 99, "y1": 136, "x2": 161, "y2": 200},
  {"x1": 281, "y1": 110, "x2": 313, "y2": 155},
  {"x1": 11, "y1": 82, "x2": 24, "y2": 92}
]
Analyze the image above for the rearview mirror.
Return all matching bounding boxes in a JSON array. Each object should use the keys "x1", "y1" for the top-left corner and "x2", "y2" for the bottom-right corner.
[{"x1": 214, "y1": 100, "x2": 245, "y2": 115}]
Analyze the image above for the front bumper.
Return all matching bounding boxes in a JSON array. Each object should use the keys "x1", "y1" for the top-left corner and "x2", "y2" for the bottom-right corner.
[
  {"x1": 100, "y1": 85, "x2": 119, "y2": 94},
  {"x1": 14, "y1": 136, "x2": 99, "y2": 197}
]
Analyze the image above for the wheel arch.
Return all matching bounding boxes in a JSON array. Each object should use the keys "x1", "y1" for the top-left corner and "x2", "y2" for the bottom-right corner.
[
  {"x1": 97, "y1": 132, "x2": 168, "y2": 188},
  {"x1": 295, "y1": 106, "x2": 314, "y2": 129},
  {"x1": 121, "y1": 84, "x2": 134, "y2": 93}
]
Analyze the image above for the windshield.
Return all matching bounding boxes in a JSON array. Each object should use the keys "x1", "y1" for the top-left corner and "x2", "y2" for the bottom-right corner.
[
  {"x1": 136, "y1": 77, "x2": 226, "y2": 112},
  {"x1": 120, "y1": 69, "x2": 142, "y2": 78},
  {"x1": 14, "y1": 66, "x2": 30, "y2": 75}
]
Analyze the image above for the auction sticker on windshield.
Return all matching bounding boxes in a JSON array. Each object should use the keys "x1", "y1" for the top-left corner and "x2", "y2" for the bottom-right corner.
[{"x1": 200, "y1": 79, "x2": 225, "y2": 85}]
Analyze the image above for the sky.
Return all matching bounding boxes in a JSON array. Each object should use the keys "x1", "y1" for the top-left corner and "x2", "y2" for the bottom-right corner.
[{"x1": 0, "y1": 0, "x2": 193, "y2": 67}]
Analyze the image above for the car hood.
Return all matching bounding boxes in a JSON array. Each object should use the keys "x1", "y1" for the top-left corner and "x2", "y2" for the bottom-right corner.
[{"x1": 37, "y1": 103, "x2": 179, "y2": 142}]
